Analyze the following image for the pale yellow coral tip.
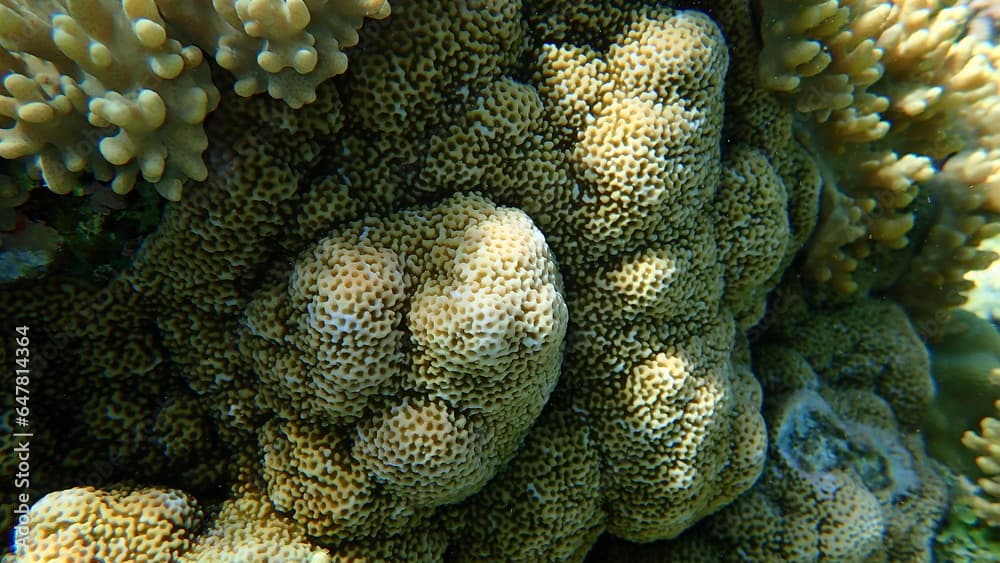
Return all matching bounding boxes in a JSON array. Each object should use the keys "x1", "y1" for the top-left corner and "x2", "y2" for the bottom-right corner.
[
  {"x1": 785, "y1": 41, "x2": 824, "y2": 69},
  {"x1": 155, "y1": 178, "x2": 183, "y2": 201},
  {"x1": 89, "y1": 42, "x2": 113, "y2": 68},
  {"x1": 137, "y1": 89, "x2": 167, "y2": 127},
  {"x1": 788, "y1": 1, "x2": 840, "y2": 34},
  {"x1": 100, "y1": 136, "x2": 134, "y2": 166},
  {"x1": 51, "y1": 17, "x2": 89, "y2": 63},
  {"x1": 284, "y1": 0, "x2": 312, "y2": 30},
  {"x1": 293, "y1": 48, "x2": 318, "y2": 74},
  {"x1": 151, "y1": 53, "x2": 185, "y2": 80},
  {"x1": 234, "y1": 77, "x2": 260, "y2": 97},
  {"x1": 133, "y1": 18, "x2": 167, "y2": 49},
  {"x1": 3, "y1": 74, "x2": 39, "y2": 100},
  {"x1": 17, "y1": 102, "x2": 54, "y2": 123},
  {"x1": 258, "y1": 51, "x2": 285, "y2": 74},
  {"x1": 370, "y1": 0, "x2": 391, "y2": 18},
  {"x1": 980, "y1": 457, "x2": 1000, "y2": 477}
]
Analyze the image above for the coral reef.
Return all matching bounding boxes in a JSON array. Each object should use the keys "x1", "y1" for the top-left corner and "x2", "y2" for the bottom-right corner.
[
  {"x1": 591, "y1": 297, "x2": 949, "y2": 561},
  {"x1": 757, "y1": 0, "x2": 1000, "y2": 335},
  {"x1": 962, "y1": 396, "x2": 1000, "y2": 526},
  {"x1": 177, "y1": 478, "x2": 335, "y2": 563},
  {"x1": 0, "y1": 0, "x2": 387, "y2": 198},
  {"x1": 11, "y1": 485, "x2": 202, "y2": 562},
  {"x1": 247, "y1": 192, "x2": 568, "y2": 541},
  {"x1": 1, "y1": 0, "x2": 997, "y2": 561}
]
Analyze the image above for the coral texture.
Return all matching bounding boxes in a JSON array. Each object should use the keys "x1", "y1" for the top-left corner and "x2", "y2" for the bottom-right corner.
[
  {"x1": 0, "y1": 0, "x2": 386, "y2": 198},
  {"x1": 965, "y1": 233, "x2": 1000, "y2": 321},
  {"x1": 962, "y1": 397, "x2": 1000, "y2": 526},
  {"x1": 962, "y1": 368, "x2": 1000, "y2": 527},
  {"x1": 757, "y1": 0, "x2": 1000, "y2": 333},
  {"x1": 246, "y1": 192, "x2": 568, "y2": 540},
  {"x1": 12, "y1": 485, "x2": 202, "y2": 562},
  {"x1": 2, "y1": 0, "x2": 996, "y2": 561},
  {"x1": 596, "y1": 297, "x2": 948, "y2": 562},
  {"x1": 178, "y1": 481, "x2": 333, "y2": 563},
  {"x1": 154, "y1": 0, "x2": 390, "y2": 107}
]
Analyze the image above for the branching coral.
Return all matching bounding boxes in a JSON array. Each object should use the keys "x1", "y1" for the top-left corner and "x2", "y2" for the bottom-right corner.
[
  {"x1": 962, "y1": 395, "x2": 1000, "y2": 526},
  {"x1": 938, "y1": 313, "x2": 1000, "y2": 527},
  {"x1": 758, "y1": 0, "x2": 1000, "y2": 329},
  {"x1": 0, "y1": 0, "x2": 387, "y2": 198},
  {"x1": 928, "y1": 297, "x2": 1000, "y2": 553},
  {"x1": 153, "y1": 0, "x2": 390, "y2": 108},
  {"x1": 3, "y1": 0, "x2": 994, "y2": 561},
  {"x1": 0, "y1": 0, "x2": 220, "y2": 199},
  {"x1": 965, "y1": 233, "x2": 1000, "y2": 320}
]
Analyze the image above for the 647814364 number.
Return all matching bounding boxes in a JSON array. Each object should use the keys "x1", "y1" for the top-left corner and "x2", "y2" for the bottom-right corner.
[{"x1": 14, "y1": 326, "x2": 30, "y2": 420}]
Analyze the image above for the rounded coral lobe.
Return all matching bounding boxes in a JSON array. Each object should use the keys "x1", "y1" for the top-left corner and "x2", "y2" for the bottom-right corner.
[{"x1": 244, "y1": 192, "x2": 567, "y2": 541}]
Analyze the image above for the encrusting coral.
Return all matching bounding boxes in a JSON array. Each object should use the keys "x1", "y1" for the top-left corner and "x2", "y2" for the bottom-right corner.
[
  {"x1": 11, "y1": 485, "x2": 203, "y2": 562},
  {"x1": 591, "y1": 296, "x2": 949, "y2": 561},
  {"x1": 246, "y1": 192, "x2": 568, "y2": 541},
  {"x1": 177, "y1": 477, "x2": 335, "y2": 563},
  {"x1": 1, "y1": 0, "x2": 995, "y2": 561}
]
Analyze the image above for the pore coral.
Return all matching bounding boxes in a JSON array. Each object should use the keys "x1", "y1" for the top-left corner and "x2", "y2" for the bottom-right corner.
[
  {"x1": 504, "y1": 4, "x2": 774, "y2": 543},
  {"x1": 598, "y1": 295, "x2": 948, "y2": 562},
  {"x1": 245, "y1": 192, "x2": 567, "y2": 541},
  {"x1": 5, "y1": 0, "x2": 991, "y2": 560},
  {"x1": 658, "y1": 386, "x2": 948, "y2": 562},
  {"x1": 11, "y1": 485, "x2": 202, "y2": 562},
  {"x1": 178, "y1": 479, "x2": 333, "y2": 563}
]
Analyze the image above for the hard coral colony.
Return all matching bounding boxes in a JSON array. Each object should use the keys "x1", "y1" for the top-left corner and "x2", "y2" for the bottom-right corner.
[{"x1": 0, "y1": 0, "x2": 999, "y2": 561}]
